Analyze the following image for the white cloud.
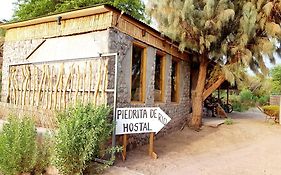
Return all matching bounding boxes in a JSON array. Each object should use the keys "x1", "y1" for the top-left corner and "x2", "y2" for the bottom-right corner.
[{"x1": 0, "y1": 0, "x2": 16, "y2": 21}]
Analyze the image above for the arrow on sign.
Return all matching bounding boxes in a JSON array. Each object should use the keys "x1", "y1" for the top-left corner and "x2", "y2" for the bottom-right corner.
[{"x1": 115, "y1": 107, "x2": 171, "y2": 135}]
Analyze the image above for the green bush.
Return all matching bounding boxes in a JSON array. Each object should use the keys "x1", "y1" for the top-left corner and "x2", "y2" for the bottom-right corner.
[
  {"x1": 0, "y1": 116, "x2": 52, "y2": 175},
  {"x1": 53, "y1": 103, "x2": 114, "y2": 175},
  {"x1": 0, "y1": 116, "x2": 37, "y2": 175},
  {"x1": 258, "y1": 95, "x2": 269, "y2": 106},
  {"x1": 224, "y1": 117, "x2": 233, "y2": 125},
  {"x1": 229, "y1": 89, "x2": 270, "y2": 112},
  {"x1": 229, "y1": 94, "x2": 248, "y2": 112},
  {"x1": 232, "y1": 100, "x2": 247, "y2": 112},
  {"x1": 33, "y1": 135, "x2": 53, "y2": 175},
  {"x1": 239, "y1": 89, "x2": 254, "y2": 105}
]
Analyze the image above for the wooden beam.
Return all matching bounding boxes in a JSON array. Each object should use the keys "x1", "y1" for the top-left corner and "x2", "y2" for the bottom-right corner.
[
  {"x1": 203, "y1": 76, "x2": 225, "y2": 101},
  {"x1": 227, "y1": 86, "x2": 229, "y2": 105},
  {"x1": 148, "y1": 132, "x2": 158, "y2": 159},
  {"x1": 122, "y1": 134, "x2": 128, "y2": 161}
]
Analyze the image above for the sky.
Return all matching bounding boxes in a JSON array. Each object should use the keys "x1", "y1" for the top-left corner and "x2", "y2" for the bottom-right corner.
[{"x1": 0, "y1": 0, "x2": 16, "y2": 21}]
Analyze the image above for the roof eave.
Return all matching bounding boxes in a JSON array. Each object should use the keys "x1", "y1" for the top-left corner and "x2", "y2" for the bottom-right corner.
[{"x1": 0, "y1": 5, "x2": 109, "y2": 30}]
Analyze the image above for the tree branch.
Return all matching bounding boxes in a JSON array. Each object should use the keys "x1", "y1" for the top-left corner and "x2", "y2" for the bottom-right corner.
[{"x1": 203, "y1": 75, "x2": 225, "y2": 100}]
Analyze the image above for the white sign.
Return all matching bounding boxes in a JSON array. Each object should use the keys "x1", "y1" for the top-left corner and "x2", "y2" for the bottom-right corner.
[{"x1": 115, "y1": 107, "x2": 171, "y2": 135}]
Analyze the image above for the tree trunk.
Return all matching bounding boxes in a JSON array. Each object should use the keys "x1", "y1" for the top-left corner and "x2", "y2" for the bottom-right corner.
[{"x1": 190, "y1": 55, "x2": 208, "y2": 130}]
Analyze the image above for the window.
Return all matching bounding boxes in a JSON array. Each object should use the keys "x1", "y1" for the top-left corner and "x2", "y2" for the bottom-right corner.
[
  {"x1": 131, "y1": 44, "x2": 145, "y2": 102},
  {"x1": 154, "y1": 53, "x2": 165, "y2": 102},
  {"x1": 171, "y1": 59, "x2": 180, "y2": 102}
]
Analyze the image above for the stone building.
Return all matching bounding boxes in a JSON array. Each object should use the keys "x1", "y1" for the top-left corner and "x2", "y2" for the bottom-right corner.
[{"x1": 0, "y1": 4, "x2": 191, "y2": 144}]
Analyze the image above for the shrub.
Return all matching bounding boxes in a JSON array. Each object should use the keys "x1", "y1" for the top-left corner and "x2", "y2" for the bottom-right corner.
[
  {"x1": 0, "y1": 116, "x2": 37, "y2": 175},
  {"x1": 239, "y1": 89, "x2": 254, "y2": 106},
  {"x1": 262, "y1": 105, "x2": 280, "y2": 117},
  {"x1": 230, "y1": 94, "x2": 249, "y2": 112},
  {"x1": 33, "y1": 135, "x2": 53, "y2": 175},
  {"x1": 224, "y1": 117, "x2": 233, "y2": 125},
  {"x1": 258, "y1": 95, "x2": 269, "y2": 106},
  {"x1": 229, "y1": 89, "x2": 270, "y2": 112},
  {"x1": 53, "y1": 103, "x2": 113, "y2": 175}
]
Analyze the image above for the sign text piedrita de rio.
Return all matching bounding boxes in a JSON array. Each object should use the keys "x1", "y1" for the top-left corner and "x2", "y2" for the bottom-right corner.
[{"x1": 115, "y1": 107, "x2": 171, "y2": 135}]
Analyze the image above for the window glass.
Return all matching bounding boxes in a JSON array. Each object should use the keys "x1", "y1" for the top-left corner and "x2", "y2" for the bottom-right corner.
[
  {"x1": 131, "y1": 45, "x2": 144, "y2": 101},
  {"x1": 155, "y1": 54, "x2": 164, "y2": 102},
  {"x1": 171, "y1": 59, "x2": 179, "y2": 102}
]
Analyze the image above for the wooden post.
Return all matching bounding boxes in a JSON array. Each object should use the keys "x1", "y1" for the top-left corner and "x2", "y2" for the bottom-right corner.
[
  {"x1": 279, "y1": 97, "x2": 281, "y2": 125},
  {"x1": 217, "y1": 88, "x2": 220, "y2": 100},
  {"x1": 227, "y1": 85, "x2": 229, "y2": 105},
  {"x1": 148, "y1": 132, "x2": 158, "y2": 159},
  {"x1": 122, "y1": 134, "x2": 128, "y2": 161}
]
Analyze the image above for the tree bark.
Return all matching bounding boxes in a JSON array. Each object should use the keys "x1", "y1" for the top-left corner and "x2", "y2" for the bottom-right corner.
[{"x1": 190, "y1": 54, "x2": 208, "y2": 130}]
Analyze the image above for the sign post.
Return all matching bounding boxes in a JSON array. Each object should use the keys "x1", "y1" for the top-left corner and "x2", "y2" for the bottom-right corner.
[
  {"x1": 279, "y1": 97, "x2": 281, "y2": 125},
  {"x1": 115, "y1": 107, "x2": 171, "y2": 160}
]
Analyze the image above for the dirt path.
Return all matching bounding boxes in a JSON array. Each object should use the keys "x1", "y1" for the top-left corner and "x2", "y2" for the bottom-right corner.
[{"x1": 104, "y1": 109, "x2": 281, "y2": 175}]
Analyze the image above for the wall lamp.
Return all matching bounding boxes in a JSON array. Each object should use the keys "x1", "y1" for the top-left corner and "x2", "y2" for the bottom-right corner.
[{"x1": 57, "y1": 16, "x2": 62, "y2": 25}]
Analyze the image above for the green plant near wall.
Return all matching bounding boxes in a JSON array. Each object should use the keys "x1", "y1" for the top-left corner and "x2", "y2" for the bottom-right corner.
[
  {"x1": 33, "y1": 135, "x2": 53, "y2": 175},
  {"x1": 53, "y1": 103, "x2": 114, "y2": 175},
  {"x1": 0, "y1": 116, "x2": 52, "y2": 175},
  {"x1": 0, "y1": 116, "x2": 37, "y2": 175}
]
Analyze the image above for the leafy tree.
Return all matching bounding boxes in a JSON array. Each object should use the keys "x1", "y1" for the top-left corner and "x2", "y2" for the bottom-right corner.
[
  {"x1": 13, "y1": 0, "x2": 147, "y2": 22},
  {"x1": 148, "y1": 0, "x2": 281, "y2": 129},
  {"x1": 270, "y1": 64, "x2": 281, "y2": 94}
]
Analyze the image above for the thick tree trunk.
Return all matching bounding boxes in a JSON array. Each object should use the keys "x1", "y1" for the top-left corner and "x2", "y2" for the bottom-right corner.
[{"x1": 190, "y1": 55, "x2": 208, "y2": 130}]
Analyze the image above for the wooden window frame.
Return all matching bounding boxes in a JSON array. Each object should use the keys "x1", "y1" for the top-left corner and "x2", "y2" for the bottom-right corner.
[
  {"x1": 130, "y1": 42, "x2": 147, "y2": 103},
  {"x1": 171, "y1": 58, "x2": 180, "y2": 103},
  {"x1": 154, "y1": 51, "x2": 166, "y2": 103}
]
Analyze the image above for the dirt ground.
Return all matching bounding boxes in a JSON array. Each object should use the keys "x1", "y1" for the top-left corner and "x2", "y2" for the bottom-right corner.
[{"x1": 104, "y1": 109, "x2": 281, "y2": 175}]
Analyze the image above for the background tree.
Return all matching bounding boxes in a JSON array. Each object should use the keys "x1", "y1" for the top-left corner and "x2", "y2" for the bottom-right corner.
[
  {"x1": 148, "y1": 0, "x2": 281, "y2": 129},
  {"x1": 270, "y1": 64, "x2": 281, "y2": 94},
  {"x1": 13, "y1": 0, "x2": 147, "y2": 22}
]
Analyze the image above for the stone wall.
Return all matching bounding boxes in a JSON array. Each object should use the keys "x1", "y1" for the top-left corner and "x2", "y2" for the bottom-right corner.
[
  {"x1": 1, "y1": 31, "x2": 110, "y2": 102},
  {"x1": 108, "y1": 28, "x2": 191, "y2": 147},
  {"x1": 0, "y1": 102, "x2": 55, "y2": 128},
  {"x1": 2, "y1": 39, "x2": 45, "y2": 101},
  {"x1": 1, "y1": 27, "x2": 191, "y2": 148}
]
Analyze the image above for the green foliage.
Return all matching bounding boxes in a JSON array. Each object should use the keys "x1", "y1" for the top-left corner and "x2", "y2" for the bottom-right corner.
[
  {"x1": 258, "y1": 95, "x2": 270, "y2": 105},
  {"x1": 270, "y1": 65, "x2": 281, "y2": 94},
  {"x1": 229, "y1": 88, "x2": 269, "y2": 112},
  {"x1": 0, "y1": 71, "x2": 2, "y2": 98},
  {"x1": 230, "y1": 94, "x2": 248, "y2": 112},
  {"x1": 53, "y1": 103, "x2": 113, "y2": 175},
  {"x1": 33, "y1": 135, "x2": 53, "y2": 175},
  {"x1": 224, "y1": 117, "x2": 233, "y2": 125},
  {"x1": 0, "y1": 29, "x2": 5, "y2": 37},
  {"x1": 232, "y1": 100, "x2": 248, "y2": 112},
  {"x1": 0, "y1": 116, "x2": 37, "y2": 175},
  {"x1": 239, "y1": 89, "x2": 254, "y2": 103},
  {"x1": 148, "y1": 0, "x2": 281, "y2": 80},
  {"x1": 13, "y1": 0, "x2": 147, "y2": 22}
]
